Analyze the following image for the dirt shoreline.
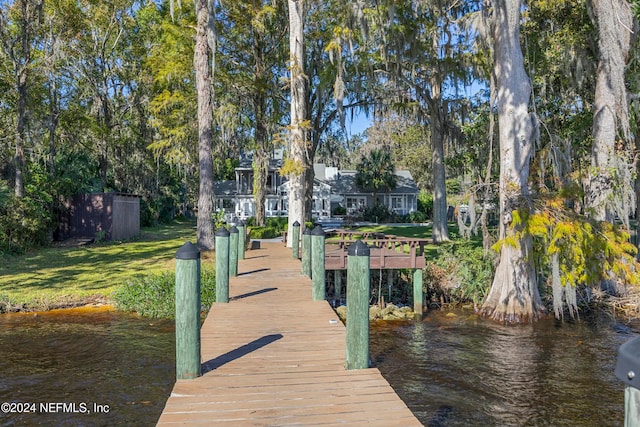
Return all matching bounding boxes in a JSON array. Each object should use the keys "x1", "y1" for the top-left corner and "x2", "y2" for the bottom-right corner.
[{"x1": 0, "y1": 295, "x2": 112, "y2": 314}]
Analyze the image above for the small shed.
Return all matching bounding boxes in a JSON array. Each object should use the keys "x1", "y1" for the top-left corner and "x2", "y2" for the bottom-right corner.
[{"x1": 57, "y1": 192, "x2": 140, "y2": 241}]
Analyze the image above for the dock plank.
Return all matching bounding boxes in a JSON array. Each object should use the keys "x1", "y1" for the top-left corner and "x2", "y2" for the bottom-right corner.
[{"x1": 157, "y1": 242, "x2": 422, "y2": 426}]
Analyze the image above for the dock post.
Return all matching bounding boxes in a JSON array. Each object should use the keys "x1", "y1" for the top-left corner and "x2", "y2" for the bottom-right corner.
[
  {"x1": 334, "y1": 270, "x2": 342, "y2": 305},
  {"x1": 311, "y1": 225, "x2": 326, "y2": 301},
  {"x1": 237, "y1": 220, "x2": 246, "y2": 260},
  {"x1": 346, "y1": 240, "x2": 370, "y2": 370},
  {"x1": 215, "y1": 227, "x2": 230, "y2": 303},
  {"x1": 229, "y1": 226, "x2": 239, "y2": 277},
  {"x1": 292, "y1": 221, "x2": 300, "y2": 259},
  {"x1": 175, "y1": 242, "x2": 201, "y2": 379},
  {"x1": 616, "y1": 336, "x2": 640, "y2": 426},
  {"x1": 413, "y1": 268, "x2": 423, "y2": 319},
  {"x1": 301, "y1": 227, "x2": 312, "y2": 277}
]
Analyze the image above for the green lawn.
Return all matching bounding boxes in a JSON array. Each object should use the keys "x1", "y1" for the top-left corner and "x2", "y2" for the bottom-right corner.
[
  {"x1": 0, "y1": 220, "x2": 199, "y2": 310},
  {"x1": 0, "y1": 219, "x2": 480, "y2": 311},
  {"x1": 352, "y1": 224, "x2": 434, "y2": 239},
  {"x1": 339, "y1": 223, "x2": 483, "y2": 259}
]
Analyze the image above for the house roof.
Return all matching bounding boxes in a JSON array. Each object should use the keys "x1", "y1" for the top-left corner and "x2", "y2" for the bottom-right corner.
[{"x1": 322, "y1": 170, "x2": 418, "y2": 195}]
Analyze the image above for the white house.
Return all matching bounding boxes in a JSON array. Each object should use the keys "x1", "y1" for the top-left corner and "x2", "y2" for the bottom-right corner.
[
  {"x1": 313, "y1": 164, "x2": 418, "y2": 217},
  {"x1": 214, "y1": 158, "x2": 419, "y2": 222}
]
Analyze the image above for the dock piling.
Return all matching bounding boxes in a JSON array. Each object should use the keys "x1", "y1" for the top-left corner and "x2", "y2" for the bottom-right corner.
[
  {"x1": 215, "y1": 227, "x2": 230, "y2": 303},
  {"x1": 345, "y1": 240, "x2": 370, "y2": 370},
  {"x1": 311, "y1": 225, "x2": 326, "y2": 301},
  {"x1": 334, "y1": 270, "x2": 342, "y2": 305},
  {"x1": 237, "y1": 220, "x2": 246, "y2": 260},
  {"x1": 229, "y1": 226, "x2": 239, "y2": 277},
  {"x1": 616, "y1": 336, "x2": 640, "y2": 426},
  {"x1": 175, "y1": 241, "x2": 201, "y2": 380},
  {"x1": 301, "y1": 227, "x2": 312, "y2": 277},
  {"x1": 292, "y1": 221, "x2": 300, "y2": 259},
  {"x1": 413, "y1": 268, "x2": 423, "y2": 319}
]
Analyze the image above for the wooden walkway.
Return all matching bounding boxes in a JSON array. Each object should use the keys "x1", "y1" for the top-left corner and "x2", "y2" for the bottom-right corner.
[{"x1": 157, "y1": 242, "x2": 422, "y2": 426}]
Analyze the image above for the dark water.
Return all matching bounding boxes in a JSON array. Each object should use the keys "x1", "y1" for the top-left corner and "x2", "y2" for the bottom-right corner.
[
  {"x1": 0, "y1": 307, "x2": 175, "y2": 427},
  {"x1": 371, "y1": 310, "x2": 637, "y2": 427},
  {"x1": 0, "y1": 307, "x2": 634, "y2": 427}
]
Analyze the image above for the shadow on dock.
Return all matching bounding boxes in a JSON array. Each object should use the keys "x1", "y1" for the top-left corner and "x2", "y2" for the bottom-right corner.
[
  {"x1": 237, "y1": 268, "x2": 270, "y2": 276},
  {"x1": 230, "y1": 287, "x2": 278, "y2": 300},
  {"x1": 201, "y1": 334, "x2": 283, "y2": 374}
]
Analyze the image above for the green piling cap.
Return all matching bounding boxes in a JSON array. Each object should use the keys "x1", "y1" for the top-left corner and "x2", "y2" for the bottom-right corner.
[
  {"x1": 302, "y1": 227, "x2": 312, "y2": 235},
  {"x1": 293, "y1": 221, "x2": 300, "y2": 227},
  {"x1": 229, "y1": 226, "x2": 239, "y2": 234},
  {"x1": 215, "y1": 227, "x2": 230, "y2": 237},
  {"x1": 237, "y1": 220, "x2": 246, "y2": 226},
  {"x1": 311, "y1": 225, "x2": 325, "y2": 236},
  {"x1": 348, "y1": 239, "x2": 370, "y2": 257},
  {"x1": 176, "y1": 241, "x2": 200, "y2": 260}
]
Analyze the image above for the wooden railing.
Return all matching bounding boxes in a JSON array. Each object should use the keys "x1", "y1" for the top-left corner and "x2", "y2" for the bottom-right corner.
[{"x1": 324, "y1": 231, "x2": 429, "y2": 270}]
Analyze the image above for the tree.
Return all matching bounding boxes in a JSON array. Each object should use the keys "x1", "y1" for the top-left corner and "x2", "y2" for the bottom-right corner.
[
  {"x1": 362, "y1": 1, "x2": 484, "y2": 243},
  {"x1": 0, "y1": 0, "x2": 44, "y2": 197},
  {"x1": 585, "y1": 0, "x2": 634, "y2": 225},
  {"x1": 355, "y1": 147, "x2": 397, "y2": 207},
  {"x1": 286, "y1": 0, "x2": 310, "y2": 245},
  {"x1": 216, "y1": 0, "x2": 287, "y2": 227},
  {"x1": 365, "y1": 114, "x2": 432, "y2": 190},
  {"x1": 480, "y1": 0, "x2": 544, "y2": 323},
  {"x1": 194, "y1": 0, "x2": 215, "y2": 249}
]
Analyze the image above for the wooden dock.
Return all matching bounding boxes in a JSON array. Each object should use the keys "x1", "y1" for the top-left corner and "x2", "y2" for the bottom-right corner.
[{"x1": 157, "y1": 241, "x2": 422, "y2": 426}]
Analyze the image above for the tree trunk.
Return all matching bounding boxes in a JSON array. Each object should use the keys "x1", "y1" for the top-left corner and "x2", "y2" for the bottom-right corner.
[
  {"x1": 195, "y1": 0, "x2": 215, "y2": 250},
  {"x1": 481, "y1": 72, "x2": 497, "y2": 254},
  {"x1": 586, "y1": 0, "x2": 633, "y2": 223},
  {"x1": 15, "y1": 70, "x2": 27, "y2": 198},
  {"x1": 480, "y1": 0, "x2": 544, "y2": 323},
  {"x1": 431, "y1": 104, "x2": 449, "y2": 242},
  {"x1": 287, "y1": 0, "x2": 310, "y2": 245},
  {"x1": 96, "y1": 71, "x2": 112, "y2": 192},
  {"x1": 303, "y1": 163, "x2": 314, "y2": 222},
  {"x1": 1, "y1": 0, "x2": 43, "y2": 197},
  {"x1": 253, "y1": 145, "x2": 268, "y2": 227},
  {"x1": 47, "y1": 71, "x2": 58, "y2": 178}
]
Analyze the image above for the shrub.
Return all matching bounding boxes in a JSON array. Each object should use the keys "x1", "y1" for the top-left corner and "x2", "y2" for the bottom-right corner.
[
  {"x1": 0, "y1": 192, "x2": 52, "y2": 255},
  {"x1": 417, "y1": 190, "x2": 433, "y2": 218},
  {"x1": 112, "y1": 267, "x2": 216, "y2": 319},
  {"x1": 332, "y1": 206, "x2": 347, "y2": 216},
  {"x1": 265, "y1": 217, "x2": 288, "y2": 233},
  {"x1": 363, "y1": 204, "x2": 395, "y2": 223},
  {"x1": 407, "y1": 211, "x2": 427, "y2": 223},
  {"x1": 424, "y1": 243, "x2": 495, "y2": 307},
  {"x1": 249, "y1": 226, "x2": 278, "y2": 239}
]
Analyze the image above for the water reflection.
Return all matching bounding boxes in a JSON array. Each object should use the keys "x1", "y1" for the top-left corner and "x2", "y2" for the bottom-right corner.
[
  {"x1": 0, "y1": 305, "x2": 634, "y2": 426},
  {"x1": 0, "y1": 307, "x2": 175, "y2": 427},
  {"x1": 371, "y1": 311, "x2": 634, "y2": 427}
]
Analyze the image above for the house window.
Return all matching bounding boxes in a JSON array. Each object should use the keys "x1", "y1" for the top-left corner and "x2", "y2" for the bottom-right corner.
[
  {"x1": 346, "y1": 197, "x2": 366, "y2": 214},
  {"x1": 223, "y1": 199, "x2": 234, "y2": 209},
  {"x1": 391, "y1": 196, "x2": 404, "y2": 211}
]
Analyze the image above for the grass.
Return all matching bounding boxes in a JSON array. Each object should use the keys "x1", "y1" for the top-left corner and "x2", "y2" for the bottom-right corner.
[
  {"x1": 335, "y1": 223, "x2": 484, "y2": 259},
  {"x1": 354, "y1": 224, "x2": 434, "y2": 239},
  {"x1": 0, "y1": 220, "x2": 201, "y2": 311},
  {"x1": 0, "y1": 218, "x2": 487, "y2": 312}
]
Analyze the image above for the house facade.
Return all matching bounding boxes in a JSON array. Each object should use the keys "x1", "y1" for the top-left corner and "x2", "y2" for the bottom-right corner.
[
  {"x1": 313, "y1": 164, "x2": 418, "y2": 217},
  {"x1": 214, "y1": 153, "x2": 419, "y2": 222}
]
